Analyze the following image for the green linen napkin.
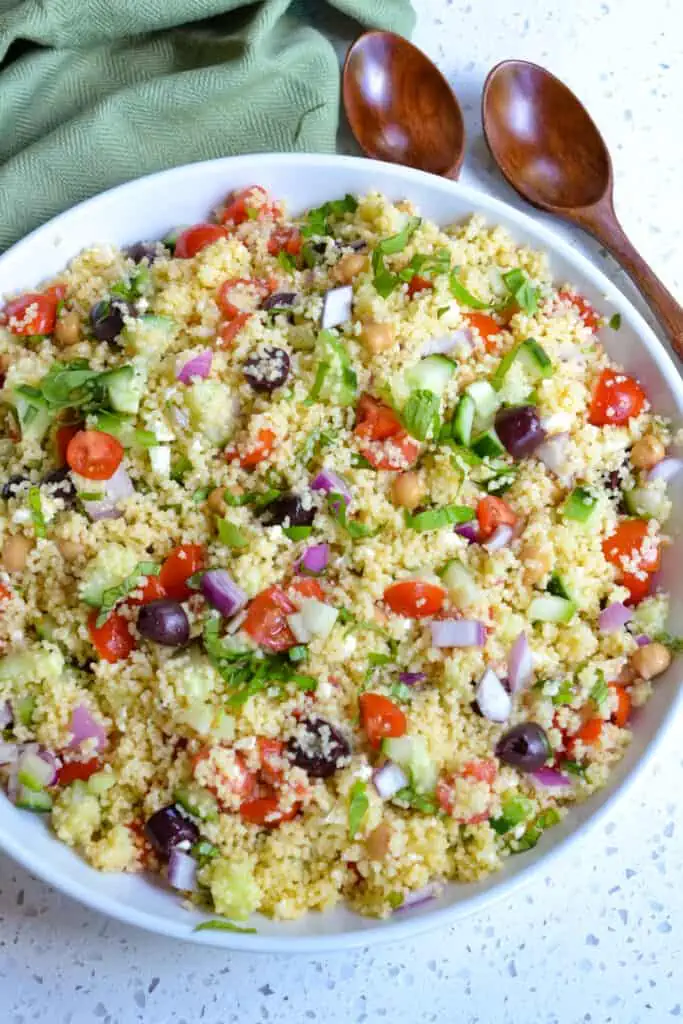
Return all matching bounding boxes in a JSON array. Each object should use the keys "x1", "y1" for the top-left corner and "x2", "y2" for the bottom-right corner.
[{"x1": 0, "y1": 0, "x2": 414, "y2": 252}]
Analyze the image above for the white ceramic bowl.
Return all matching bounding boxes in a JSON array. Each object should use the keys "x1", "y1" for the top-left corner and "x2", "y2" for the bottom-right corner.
[{"x1": 1, "y1": 154, "x2": 681, "y2": 953}]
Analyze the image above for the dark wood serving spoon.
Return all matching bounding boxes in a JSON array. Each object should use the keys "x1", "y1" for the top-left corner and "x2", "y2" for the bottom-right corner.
[
  {"x1": 482, "y1": 60, "x2": 683, "y2": 359},
  {"x1": 343, "y1": 31, "x2": 465, "y2": 179}
]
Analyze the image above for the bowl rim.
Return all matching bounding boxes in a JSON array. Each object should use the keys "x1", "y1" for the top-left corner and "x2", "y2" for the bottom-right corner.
[{"x1": 1, "y1": 151, "x2": 682, "y2": 953}]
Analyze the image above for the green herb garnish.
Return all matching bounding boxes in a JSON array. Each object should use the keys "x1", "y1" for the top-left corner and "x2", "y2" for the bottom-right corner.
[
  {"x1": 277, "y1": 250, "x2": 296, "y2": 273},
  {"x1": 95, "y1": 561, "x2": 160, "y2": 626},
  {"x1": 348, "y1": 780, "x2": 369, "y2": 839},
  {"x1": 282, "y1": 525, "x2": 313, "y2": 541},
  {"x1": 608, "y1": 313, "x2": 621, "y2": 330},
  {"x1": 404, "y1": 504, "x2": 474, "y2": 532},
  {"x1": 449, "y1": 270, "x2": 488, "y2": 309},
  {"x1": 371, "y1": 251, "x2": 400, "y2": 298},
  {"x1": 589, "y1": 670, "x2": 609, "y2": 710},
  {"x1": 170, "y1": 455, "x2": 192, "y2": 482},
  {"x1": 27, "y1": 486, "x2": 46, "y2": 539},
  {"x1": 377, "y1": 216, "x2": 421, "y2": 255},
  {"x1": 301, "y1": 194, "x2": 358, "y2": 237},
  {"x1": 401, "y1": 389, "x2": 441, "y2": 441},
  {"x1": 652, "y1": 632, "x2": 683, "y2": 653},
  {"x1": 328, "y1": 493, "x2": 377, "y2": 539},
  {"x1": 394, "y1": 787, "x2": 438, "y2": 814},
  {"x1": 551, "y1": 680, "x2": 575, "y2": 706},
  {"x1": 502, "y1": 268, "x2": 539, "y2": 315},
  {"x1": 217, "y1": 518, "x2": 249, "y2": 549}
]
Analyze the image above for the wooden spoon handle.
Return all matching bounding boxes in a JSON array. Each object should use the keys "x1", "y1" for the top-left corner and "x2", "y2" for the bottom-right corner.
[{"x1": 576, "y1": 201, "x2": 683, "y2": 360}]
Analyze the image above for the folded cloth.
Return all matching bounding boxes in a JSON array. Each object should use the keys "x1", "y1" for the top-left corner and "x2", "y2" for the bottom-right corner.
[{"x1": 0, "y1": 0, "x2": 414, "y2": 251}]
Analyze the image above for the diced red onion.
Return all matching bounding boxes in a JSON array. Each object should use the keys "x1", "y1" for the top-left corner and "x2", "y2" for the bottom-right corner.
[
  {"x1": 399, "y1": 671, "x2": 427, "y2": 685},
  {"x1": 508, "y1": 631, "x2": 533, "y2": 692},
  {"x1": 168, "y1": 848, "x2": 198, "y2": 892},
  {"x1": 6, "y1": 769, "x2": 18, "y2": 804},
  {"x1": 484, "y1": 524, "x2": 513, "y2": 551},
  {"x1": 636, "y1": 634, "x2": 651, "y2": 647},
  {"x1": 536, "y1": 432, "x2": 569, "y2": 475},
  {"x1": 38, "y1": 748, "x2": 60, "y2": 785},
  {"x1": 598, "y1": 602, "x2": 632, "y2": 633},
  {"x1": 430, "y1": 619, "x2": 485, "y2": 648},
  {"x1": 373, "y1": 760, "x2": 409, "y2": 799},
  {"x1": 0, "y1": 700, "x2": 12, "y2": 730},
  {"x1": 648, "y1": 457, "x2": 683, "y2": 483},
  {"x1": 69, "y1": 704, "x2": 107, "y2": 752},
  {"x1": 82, "y1": 465, "x2": 134, "y2": 521},
  {"x1": 0, "y1": 741, "x2": 19, "y2": 765},
  {"x1": 395, "y1": 882, "x2": 440, "y2": 911},
  {"x1": 176, "y1": 349, "x2": 213, "y2": 384},
  {"x1": 455, "y1": 521, "x2": 480, "y2": 544},
  {"x1": 421, "y1": 329, "x2": 472, "y2": 357},
  {"x1": 531, "y1": 766, "x2": 572, "y2": 788},
  {"x1": 311, "y1": 469, "x2": 351, "y2": 508},
  {"x1": 200, "y1": 570, "x2": 248, "y2": 618},
  {"x1": 321, "y1": 285, "x2": 353, "y2": 329},
  {"x1": 475, "y1": 667, "x2": 512, "y2": 722},
  {"x1": 298, "y1": 543, "x2": 329, "y2": 575}
]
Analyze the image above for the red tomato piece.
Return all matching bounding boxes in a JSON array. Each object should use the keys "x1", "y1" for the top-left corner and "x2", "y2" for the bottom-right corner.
[
  {"x1": 57, "y1": 757, "x2": 101, "y2": 786},
  {"x1": 88, "y1": 610, "x2": 135, "y2": 663},
  {"x1": 126, "y1": 573, "x2": 166, "y2": 606},
  {"x1": 218, "y1": 312, "x2": 251, "y2": 348},
  {"x1": 464, "y1": 312, "x2": 504, "y2": 353},
  {"x1": 588, "y1": 369, "x2": 646, "y2": 427},
  {"x1": 383, "y1": 580, "x2": 445, "y2": 619},
  {"x1": 559, "y1": 290, "x2": 601, "y2": 331},
  {"x1": 288, "y1": 578, "x2": 326, "y2": 603},
  {"x1": 461, "y1": 758, "x2": 497, "y2": 784},
  {"x1": 243, "y1": 585, "x2": 297, "y2": 652},
  {"x1": 602, "y1": 519, "x2": 660, "y2": 604},
  {"x1": 55, "y1": 421, "x2": 83, "y2": 465},
  {"x1": 268, "y1": 226, "x2": 302, "y2": 257},
  {"x1": 610, "y1": 683, "x2": 632, "y2": 728},
  {"x1": 225, "y1": 428, "x2": 276, "y2": 469},
  {"x1": 359, "y1": 693, "x2": 407, "y2": 748},
  {"x1": 239, "y1": 794, "x2": 300, "y2": 827},
  {"x1": 219, "y1": 186, "x2": 273, "y2": 226},
  {"x1": 159, "y1": 544, "x2": 206, "y2": 602},
  {"x1": 258, "y1": 738, "x2": 287, "y2": 786},
  {"x1": 3, "y1": 291, "x2": 60, "y2": 336},
  {"x1": 360, "y1": 434, "x2": 420, "y2": 471},
  {"x1": 0, "y1": 582, "x2": 11, "y2": 606},
  {"x1": 476, "y1": 495, "x2": 516, "y2": 540},
  {"x1": 174, "y1": 224, "x2": 228, "y2": 259},
  {"x1": 354, "y1": 394, "x2": 403, "y2": 441},
  {"x1": 407, "y1": 275, "x2": 433, "y2": 299},
  {"x1": 66, "y1": 430, "x2": 124, "y2": 481},
  {"x1": 192, "y1": 748, "x2": 257, "y2": 801},
  {"x1": 217, "y1": 277, "x2": 272, "y2": 319}
]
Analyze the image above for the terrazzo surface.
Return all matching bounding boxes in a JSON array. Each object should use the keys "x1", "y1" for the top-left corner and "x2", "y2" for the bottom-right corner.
[{"x1": 1, "y1": 1, "x2": 681, "y2": 1021}]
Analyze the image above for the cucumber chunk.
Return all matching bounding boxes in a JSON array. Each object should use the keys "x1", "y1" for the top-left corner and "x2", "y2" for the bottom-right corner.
[
  {"x1": 528, "y1": 594, "x2": 575, "y2": 623},
  {"x1": 406, "y1": 355, "x2": 455, "y2": 396}
]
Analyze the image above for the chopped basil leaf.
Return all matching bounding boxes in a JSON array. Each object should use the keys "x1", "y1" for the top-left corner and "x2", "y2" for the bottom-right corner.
[
  {"x1": 564, "y1": 760, "x2": 587, "y2": 778},
  {"x1": 96, "y1": 561, "x2": 160, "y2": 626},
  {"x1": 193, "y1": 920, "x2": 257, "y2": 934},
  {"x1": 78, "y1": 491, "x2": 104, "y2": 501},
  {"x1": 368, "y1": 651, "x2": 392, "y2": 667},
  {"x1": 217, "y1": 518, "x2": 249, "y2": 549},
  {"x1": 402, "y1": 389, "x2": 441, "y2": 441},
  {"x1": 377, "y1": 216, "x2": 421, "y2": 256},
  {"x1": 350, "y1": 452, "x2": 374, "y2": 469},
  {"x1": 404, "y1": 504, "x2": 474, "y2": 531},
  {"x1": 27, "y1": 486, "x2": 46, "y2": 538},
  {"x1": 590, "y1": 671, "x2": 609, "y2": 709},
  {"x1": 653, "y1": 631, "x2": 683, "y2": 653},
  {"x1": 515, "y1": 807, "x2": 561, "y2": 852},
  {"x1": 111, "y1": 266, "x2": 150, "y2": 302},
  {"x1": 300, "y1": 194, "x2": 358, "y2": 237},
  {"x1": 306, "y1": 360, "x2": 330, "y2": 404},
  {"x1": 502, "y1": 268, "x2": 539, "y2": 315},
  {"x1": 388, "y1": 891, "x2": 404, "y2": 909},
  {"x1": 277, "y1": 250, "x2": 296, "y2": 273},
  {"x1": 328, "y1": 493, "x2": 377, "y2": 538},
  {"x1": 394, "y1": 787, "x2": 438, "y2": 814},
  {"x1": 449, "y1": 270, "x2": 488, "y2": 309},
  {"x1": 170, "y1": 455, "x2": 192, "y2": 482},
  {"x1": 551, "y1": 680, "x2": 575, "y2": 706},
  {"x1": 192, "y1": 485, "x2": 212, "y2": 503},
  {"x1": 371, "y1": 250, "x2": 400, "y2": 298},
  {"x1": 282, "y1": 525, "x2": 312, "y2": 541},
  {"x1": 348, "y1": 780, "x2": 369, "y2": 839}
]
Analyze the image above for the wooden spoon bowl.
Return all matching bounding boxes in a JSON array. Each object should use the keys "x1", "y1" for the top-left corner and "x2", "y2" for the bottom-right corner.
[
  {"x1": 343, "y1": 31, "x2": 465, "y2": 179},
  {"x1": 482, "y1": 60, "x2": 683, "y2": 357}
]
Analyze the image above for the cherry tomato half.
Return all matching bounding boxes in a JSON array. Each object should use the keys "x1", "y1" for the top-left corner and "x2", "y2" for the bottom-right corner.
[
  {"x1": 57, "y1": 757, "x2": 101, "y2": 786},
  {"x1": 243, "y1": 585, "x2": 297, "y2": 652},
  {"x1": 159, "y1": 544, "x2": 206, "y2": 602},
  {"x1": 383, "y1": 580, "x2": 445, "y2": 619},
  {"x1": 610, "y1": 683, "x2": 632, "y2": 728},
  {"x1": 464, "y1": 312, "x2": 505, "y2": 353},
  {"x1": 559, "y1": 290, "x2": 601, "y2": 331},
  {"x1": 217, "y1": 277, "x2": 272, "y2": 319},
  {"x1": 126, "y1": 573, "x2": 166, "y2": 606},
  {"x1": 218, "y1": 312, "x2": 251, "y2": 348},
  {"x1": 267, "y1": 226, "x2": 302, "y2": 257},
  {"x1": 239, "y1": 794, "x2": 300, "y2": 827},
  {"x1": 88, "y1": 610, "x2": 136, "y2": 663},
  {"x1": 476, "y1": 495, "x2": 516, "y2": 541},
  {"x1": 359, "y1": 693, "x2": 407, "y2": 748},
  {"x1": 354, "y1": 394, "x2": 403, "y2": 441},
  {"x1": 219, "y1": 186, "x2": 273, "y2": 226},
  {"x1": 406, "y1": 275, "x2": 433, "y2": 299},
  {"x1": 66, "y1": 430, "x2": 124, "y2": 480},
  {"x1": 589, "y1": 368, "x2": 646, "y2": 427},
  {"x1": 225, "y1": 428, "x2": 276, "y2": 469},
  {"x1": 3, "y1": 291, "x2": 60, "y2": 336},
  {"x1": 174, "y1": 223, "x2": 228, "y2": 259},
  {"x1": 602, "y1": 519, "x2": 660, "y2": 604}
]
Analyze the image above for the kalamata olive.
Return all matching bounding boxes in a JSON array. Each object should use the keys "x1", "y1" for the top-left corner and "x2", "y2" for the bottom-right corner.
[
  {"x1": 243, "y1": 345, "x2": 291, "y2": 392},
  {"x1": 1, "y1": 474, "x2": 29, "y2": 500},
  {"x1": 137, "y1": 599, "x2": 190, "y2": 647},
  {"x1": 145, "y1": 804, "x2": 198, "y2": 858},
  {"x1": 41, "y1": 466, "x2": 77, "y2": 506},
  {"x1": 287, "y1": 717, "x2": 351, "y2": 778},
  {"x1": 495, "y1": 722, "x2": 550, "y2": 771},
  {"x1": 494, "y1": 405, "x2": 546, "y2": 458},
  {"x1": 90, "y1": 298, "x2": 136, "y2": 343},
  {"x1": 261, "y1": 292, "x2": 297, "y2": 312},
  {"x1": 260, "y1": 492, "x2": 315, "y2": 528},
  {"x1": 124, "y1": 241, "x2": 165, "y2": 264}
]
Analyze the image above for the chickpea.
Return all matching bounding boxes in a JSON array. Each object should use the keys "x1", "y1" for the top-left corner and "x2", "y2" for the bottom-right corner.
[
  {"x1": 391, "y1": 470, "x2": 425, "y2": 510},
  {"x1": 207, "y1": 486, "x2": 227, "y2": 516},
  {"x1": 333, "y1": 252, "x2": 367, "y2": 285},
  {"x1": 359, "y1": 321, "x2": 394, "y2": 354},
  {"x1": 53, "y1": 311, "x2": 81, "y2": 348},
  {"x1": 366, "y1": 822, "x2": 391, "y2": 861},
  {"x1": 57, "y1": 538, "x2": 81, "y2": 561},
  {"x1": 630, "y1": 642, "x2": 671, "y2": 680},
  {"x1": 631, "y1": 435, "x2": 665, "y2": 471},
  {"x1": 1, "y1": 534, "x2": 33, "y2": 573},
  {"x1": 519, "y1": 540, "x2": 553, "y2": 586}
]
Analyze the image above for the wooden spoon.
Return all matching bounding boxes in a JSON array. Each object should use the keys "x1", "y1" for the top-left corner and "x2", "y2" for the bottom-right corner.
[
  {"x1": 482, "y1": 60, "x2": 683, "y2": 357},
  {"x1": 343, "y1": 31, "x2": 465, "y2": 179}
]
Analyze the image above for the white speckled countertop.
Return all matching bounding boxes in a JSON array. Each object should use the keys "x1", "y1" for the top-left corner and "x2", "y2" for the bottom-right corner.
[{"x1": 2, "y1": 2, "x2": 681, "y2": 1021}]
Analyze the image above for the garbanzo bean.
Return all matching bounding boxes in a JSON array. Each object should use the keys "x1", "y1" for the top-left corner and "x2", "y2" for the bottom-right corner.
[
  {"x1": 391, "y1": 471, "x2": 425, "y2": 510},
  {"x1": 520, "y1": 540, "x2": 552, "y2": 586},
  {"x1": 366, "y1": 822, "x2": 391, "y2": 861},
  {"x1": 631, "y1": 435, "x2": 665, "y2": 471},
  {"x1": 57, "y1": 538, "x2": 81, "y2": 561},
  {"x1": 53, "y1": 311, "x2": 81, "y2": 348},
  {"x1": 359, "y1": 321, "x2": 394, "y2": 354},
  {"x1": 333, "y1": 252, "x2": 367, "y2": 284},
  {"x1": 1, "y1": 534, "x2": 33, "y2": 573},
  {"x1": 207, "y1": 486, "x2": 227, "y2": 516},
  {"x1": 630, "y1": 642, "x2": 671, "y2": 680}
]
